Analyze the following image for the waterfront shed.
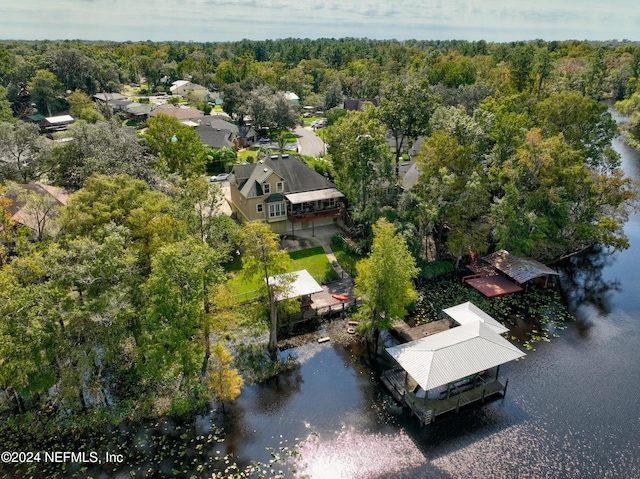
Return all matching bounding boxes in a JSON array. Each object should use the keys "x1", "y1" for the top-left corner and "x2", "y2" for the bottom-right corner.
[
  {"x1": 266, "y1": 269, "x2": 323, "y2": 306},
  {"x1": 483, "y1": 250, "x2": 559, "y2": 285}
]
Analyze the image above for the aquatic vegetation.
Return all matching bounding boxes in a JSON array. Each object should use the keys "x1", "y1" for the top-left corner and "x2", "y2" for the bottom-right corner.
[
  {"x1": 410, "y1": 279, "x2": 574, "y2": 348},
  {"x1": 0, "y1": 414, "x2": 297, "y2": 478}
]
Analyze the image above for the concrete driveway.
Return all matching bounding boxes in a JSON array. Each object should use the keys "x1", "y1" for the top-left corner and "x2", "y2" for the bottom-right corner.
[
  {"x1": 294, "y1": 125, "x2": 326, "y2": 157},
  {"x1": 213, "y1": 180, "x2": 232, "y2": 216}
]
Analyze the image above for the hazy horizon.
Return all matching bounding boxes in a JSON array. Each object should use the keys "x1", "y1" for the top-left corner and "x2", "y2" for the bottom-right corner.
[{"x1": 2, "y1": 0, "x2": 638, "y2": 43}]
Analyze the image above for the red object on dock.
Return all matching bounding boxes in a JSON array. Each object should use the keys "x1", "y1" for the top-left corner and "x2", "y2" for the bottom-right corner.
[{"x1": 332, "y1": 294, "x2": 349, "y2": 301}]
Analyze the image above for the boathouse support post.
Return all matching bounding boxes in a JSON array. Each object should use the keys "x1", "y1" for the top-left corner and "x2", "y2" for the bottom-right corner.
[
  {"x1": 503, "y1": 378, "x2": 509, "y2": 398},
  {"x1": 456, "y1": 396, "x2": 460, "y2": 413},
  {"x1": 496, "y1": 364, "x2": 501, "y2": 382},
  {"x1": 481, "y1": 388, "x2": 486, "y2": 404}
]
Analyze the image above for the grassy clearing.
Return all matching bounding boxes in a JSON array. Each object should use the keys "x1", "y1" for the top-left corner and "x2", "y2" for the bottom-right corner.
[
  {"x1": 268, "y1": 129, "x2": 297, "y2": 142},
  {"x1": 330, "y1": 242, "x2": 364, "y2": 277},
  {"x1": 290, "y1": 246, "x2": 339, "y2": 283},
  {"x1": 225, "y1": 246, "x2": 337, "y2": 301}
]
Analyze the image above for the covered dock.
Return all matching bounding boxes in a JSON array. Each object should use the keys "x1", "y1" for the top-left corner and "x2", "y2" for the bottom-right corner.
[
  {"x1": 464, "y1": 250, "x2": 558, "y2": 297},
  {"x1": 383, "y1": 303, "x2": 525, "y2": 425}
]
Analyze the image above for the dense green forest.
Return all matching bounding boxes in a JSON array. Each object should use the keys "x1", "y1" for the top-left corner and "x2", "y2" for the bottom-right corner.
[{"x1": 1, "y1": 37, "x2": 639, "y2": 436}]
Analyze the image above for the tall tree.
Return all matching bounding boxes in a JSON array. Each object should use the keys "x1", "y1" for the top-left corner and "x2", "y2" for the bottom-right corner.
[
  {"x1": 379, "y1": 78, "x2": 440, "y2": 173},
  {"x1": 48, "y1": 119, "x2": 156, "y2": 190},
  {"x1": 507, "y1": 43, "x2": 535, "y2": 93},
  {"x1": 0, "y1": 121, "x2": 51, "y2": 182},
  {"x1": 326, "y1": 106, "x2": 393, "y2": 224},
  {"x1": 492, "y1": 128, "x2": 636, "y2": 261},
  {"x1": 0, "y1": 86, "x2": 14, "y2": 123},
  {"x1": 139, "y1": 238, "x2": 224, "y2": 398},
  {"x1": 49, "y1": 48, "x2": 97, "y2": 94},
  {"x1": 414, "y1": 131, "x2": 492, "y2": 263},
  {"x1": 171, "y1": 177, "x2": 241, "y2": 258},
  {"x1": 534, "y1": 90, "x2": 619, "y2": 172},
  {"x1": 355, "y1": 218, "x2": 418, "y2": 353},
  {"x1": 28, "y1": 69, "x2": 65, "y2": 116},
  {"x1": 428, "y1": 52, "x2": 476, "y2": 88},
  {"x1": 61, "y1": 174, "x2": 186, "y2": 269},
  {"x1": 240, "y1": 222, "x2": 292, "y2": 357},
  {"x1": 13, "y1": 185, "x2": 62, "y2": 242},
  {"x1": 323, "y1": 78, "x2": 344, "y2": 110},
  {"x1": 207, "y1": 342, "x2": 244, "y2": 411},
  {"x1": 144, "y1": 114, "x2": 208, "y2": 176},
  {"x1": 67, "y1": 89, "x2": 98, "y2": 120}
]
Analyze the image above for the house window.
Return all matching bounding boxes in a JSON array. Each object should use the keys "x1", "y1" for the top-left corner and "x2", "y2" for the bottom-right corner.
[
  {"x1": 276, "y1": 181, "x2": 284, "y2": 192},
  {"x1": 269, "y1": 202, "x2": 286, "y2": 219},
  {"x1": 328, "y1": 198, "x2": 335, "y2": 207},
  {"x1": 263, "y1": 183, "x2": 270, "y2": 194},
  {"x1": 256, "y1": 204, "x2": 263, "y2": 214}
]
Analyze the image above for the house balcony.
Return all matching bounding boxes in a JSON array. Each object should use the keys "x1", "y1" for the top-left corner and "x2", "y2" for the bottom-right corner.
[{"x1": 287, "y1": 207, "x2": 341, "y2": 224}]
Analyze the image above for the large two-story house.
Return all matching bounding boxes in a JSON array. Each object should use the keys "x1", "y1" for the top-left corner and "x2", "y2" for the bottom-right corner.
[{"x1": 228, "y1": 154, "x2": 344, "y2": 235}]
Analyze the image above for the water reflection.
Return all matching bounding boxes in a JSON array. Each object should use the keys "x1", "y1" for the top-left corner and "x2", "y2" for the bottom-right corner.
[
  {"x1": 295, "y1": 429, "x2": 427, "y2": 479},
  {"x1": 558, "y1": 245, "x2": 621, "y2": 318}
]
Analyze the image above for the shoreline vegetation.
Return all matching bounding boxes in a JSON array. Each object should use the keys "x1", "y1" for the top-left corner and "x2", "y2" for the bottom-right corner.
[{"x1": 1, "y1": 37, "x2": 638, "y2": 477}]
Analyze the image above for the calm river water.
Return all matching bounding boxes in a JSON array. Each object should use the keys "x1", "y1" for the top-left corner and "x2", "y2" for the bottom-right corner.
[{"x1": 215, "y1": 106, "x2": 640, "y2": 479}]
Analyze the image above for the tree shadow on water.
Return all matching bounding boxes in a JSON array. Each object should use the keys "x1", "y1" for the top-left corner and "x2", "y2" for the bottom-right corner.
[{"x1": 558, "y1": 245, "x2": 621, "y2": 319}]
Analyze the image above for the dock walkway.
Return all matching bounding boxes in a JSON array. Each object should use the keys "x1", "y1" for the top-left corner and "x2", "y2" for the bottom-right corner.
[
  {"x1": 380, "y1": 368, "x2": 507, "y2": 426},
  {"x1": 391, "y1": 318, "x2": 452, "y2": 342}
]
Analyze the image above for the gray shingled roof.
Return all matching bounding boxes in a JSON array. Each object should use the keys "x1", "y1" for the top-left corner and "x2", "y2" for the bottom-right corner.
[
  {"x1": 239, "y1": 165, "x2": 275, "y2": 198},
  {"x1": 231, "y1": 154, "x2": 337, "y2": 199},
  {"x1": 93, "y1": 93, "x2": 128, "y2": 102},
  {"x1": 197, "y1": 127, "x2": 234, "y2": 148},
  {"x1": 343, "y1": 98, "x2": 379, "y2": 111}
]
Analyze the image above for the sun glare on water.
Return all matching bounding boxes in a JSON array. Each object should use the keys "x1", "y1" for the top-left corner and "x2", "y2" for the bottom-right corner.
[{"x1": 293, "y1": 429, "x2": 425, "y2": 479}]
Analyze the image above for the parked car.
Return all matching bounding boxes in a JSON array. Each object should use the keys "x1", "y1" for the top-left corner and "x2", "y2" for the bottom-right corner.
[
  {"x1": 210, "y1": 173, "x2": 229, "y2": 182},
  {"x1": 259, "y1": 137, "x2": 270, "y2": 143}
]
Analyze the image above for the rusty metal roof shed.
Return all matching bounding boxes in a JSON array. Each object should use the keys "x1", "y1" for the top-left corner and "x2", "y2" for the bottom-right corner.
[{"x1": 483, "y1": 250, "x2": 558, "y2": 284}]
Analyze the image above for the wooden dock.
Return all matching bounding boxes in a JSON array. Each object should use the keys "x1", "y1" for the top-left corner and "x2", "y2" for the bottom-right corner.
[
  {"x1": 380, "y1": 368, "x2": 508, "y2": 426},
  {"x1": 391, "y1": 318, "x2": 452, "y2": 342}
]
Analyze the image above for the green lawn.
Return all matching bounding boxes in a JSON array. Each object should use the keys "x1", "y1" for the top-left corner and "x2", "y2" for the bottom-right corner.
[
  {"x1": 330, "y1": 242, "x2": 364, "y2": 277},
  {"x1": 268, "y1": 129, "x2": 297, "y2": 142},
  {"x1": 225, "y1": 246, "x2": 337, "y2": 302},
  {"x1": 289, "y1": 246, "x2": 339, "y2": 283},
  {"x1": 237, "y1": 147, "x2": 259, "y2": 163}
]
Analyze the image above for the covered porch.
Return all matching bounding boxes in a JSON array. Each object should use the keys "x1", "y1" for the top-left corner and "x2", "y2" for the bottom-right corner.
[{"x1": 285, "y1": 188, "x2": 343, "y2": 236}]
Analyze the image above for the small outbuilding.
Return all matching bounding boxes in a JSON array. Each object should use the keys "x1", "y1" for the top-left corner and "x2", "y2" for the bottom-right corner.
[
  {"x1": 266, "y1": 269, "x2": 323, "y2": 308},
  {"x1": 483, "y1": 250, "x2": 559, "y2": 286},
  {"x1": 40, "y1": 115, "x2": 74, "y2": 133},
  {"x1": 464, "y1": 249, "x2": 559, "y2": 297}
]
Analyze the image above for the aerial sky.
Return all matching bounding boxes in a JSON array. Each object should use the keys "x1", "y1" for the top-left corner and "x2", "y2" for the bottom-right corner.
[{"x1": 2, "y1": 0, "x2": 638, "y2": 43}]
